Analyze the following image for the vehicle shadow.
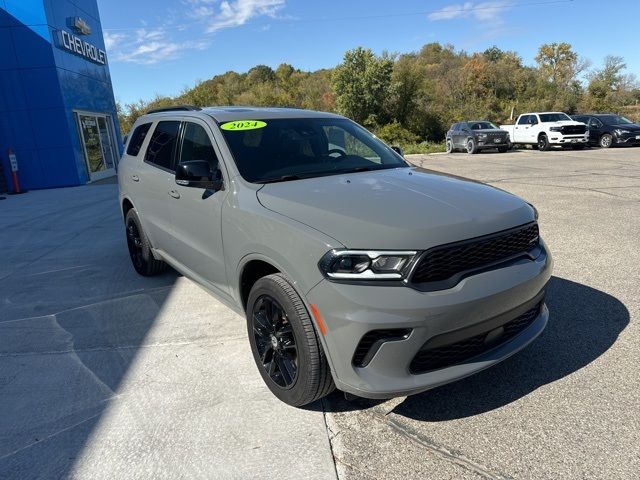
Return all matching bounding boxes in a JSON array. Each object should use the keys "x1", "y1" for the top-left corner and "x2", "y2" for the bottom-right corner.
[{"x1": 321, "y1": 276, "x2": 629, "y2": 418}]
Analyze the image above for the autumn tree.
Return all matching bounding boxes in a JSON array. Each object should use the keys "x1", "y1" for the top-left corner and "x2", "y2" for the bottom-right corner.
[{"x1": 332, "y1": 47, "x2": 393, "y2": 126}]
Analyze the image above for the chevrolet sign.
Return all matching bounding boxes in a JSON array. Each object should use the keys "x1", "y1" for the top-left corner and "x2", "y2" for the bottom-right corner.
[{"x1": 55, "y1": 30, "x2": 107, "y2": 65}]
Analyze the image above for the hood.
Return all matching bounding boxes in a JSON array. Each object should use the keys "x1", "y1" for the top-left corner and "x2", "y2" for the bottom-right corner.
[
  {"x1": 610, "y1": 123, "x2": 640, "y2": 131},
  {"x1": 257, "y1": 167, "x2": 534, "y2": 250}
]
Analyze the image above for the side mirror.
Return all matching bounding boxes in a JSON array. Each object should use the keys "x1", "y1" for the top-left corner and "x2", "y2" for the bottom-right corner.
[
  {"x1": 175, "y1": 160, "x2": 223, "y2": 190},
  {"x1": 390, "y1": 145, "x2": 404, "y2": 157}
]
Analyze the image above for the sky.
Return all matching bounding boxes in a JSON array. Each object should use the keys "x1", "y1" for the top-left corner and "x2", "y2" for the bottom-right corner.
[{"x1": 96, "y1": 0, "x2": 640, "y2": 105}]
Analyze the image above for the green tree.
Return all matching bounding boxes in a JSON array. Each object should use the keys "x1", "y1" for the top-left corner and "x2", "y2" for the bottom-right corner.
[{"x1": 332, "y1": 47, "x2": 393, "y2": 126}]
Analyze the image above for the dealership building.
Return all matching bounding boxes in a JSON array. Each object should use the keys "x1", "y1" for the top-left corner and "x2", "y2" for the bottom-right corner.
[{"x1": 0, "y1": 0, "x2": 121, "y2": 190}]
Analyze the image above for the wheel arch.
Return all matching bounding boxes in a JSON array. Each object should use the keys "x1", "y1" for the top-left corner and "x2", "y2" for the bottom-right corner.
[{"x1": 122, "y1": 197, "x2": 135, "y2": 219}]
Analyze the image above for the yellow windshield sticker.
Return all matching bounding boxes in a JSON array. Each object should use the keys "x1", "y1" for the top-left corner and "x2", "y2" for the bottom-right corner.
[{"x1": 220, "y1": 120, "x2": 267, "y2": 131}]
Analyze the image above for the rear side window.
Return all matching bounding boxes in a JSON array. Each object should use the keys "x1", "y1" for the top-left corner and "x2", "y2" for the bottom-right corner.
[
  {"x1": 145, "y1": 121, "x2": 180, "y2": 171},
  {"x1": 126, "y1": 123, "x2": 152, "y2": 156}
]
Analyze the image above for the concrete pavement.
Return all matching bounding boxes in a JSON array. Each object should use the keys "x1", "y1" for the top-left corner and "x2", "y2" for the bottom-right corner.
[{"x1": 0, "y1": 185, "x2": 336, "y2": 479}]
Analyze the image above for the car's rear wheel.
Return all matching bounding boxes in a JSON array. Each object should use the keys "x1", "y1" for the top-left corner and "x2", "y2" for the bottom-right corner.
[
  {"x1": 247, "y1": 273, "x2": 334, "y2": 406},
  {"x1": 599, "y1": 133, "x2": 613, "y2": 148},
  {"x1": 446, "y1": 139, "x2": 453, "y2": 153},
  {"x1": 538, "y1": 134, "x2": 550, "y2": 151},
  {"x1": 466, "y1": 138, "x2": 478, "y2": 154},
  {"x1": 497, "y1": 146, "x2": 508, "y2": 153},
  {"x1": 125, "y1": 209, "x2": 167, "y2": 276}
]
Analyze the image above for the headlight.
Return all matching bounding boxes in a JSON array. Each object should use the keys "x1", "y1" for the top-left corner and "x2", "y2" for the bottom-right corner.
[
  {"x1": 550, "y1": 127, "x2": 563, "y2": 132},
  {"x1": 615, "y1": 129, "x2": 630, "y2": 135},
  {"x1": 318, "y1": 250, "x2": 417, "y2": 280},
  {"x1": 477, "y1": 133, "x2": 487, "y2": 139}
]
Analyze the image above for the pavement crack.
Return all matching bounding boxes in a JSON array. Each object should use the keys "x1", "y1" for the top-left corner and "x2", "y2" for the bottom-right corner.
[
  {"x1": 321, "y1": 397, "x2": 341, "y2": 480},
  {"x1": 369, "y1": 409, "x2": 513, "y2": 480}
]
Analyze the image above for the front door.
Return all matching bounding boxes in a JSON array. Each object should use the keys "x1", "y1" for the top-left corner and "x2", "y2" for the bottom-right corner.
[
  {"x1": 76, "y1": 112, "x2": 118, "y2": 182},
  {"x1": 168, "y1": 119, "x2": 229, "y2": 295}
]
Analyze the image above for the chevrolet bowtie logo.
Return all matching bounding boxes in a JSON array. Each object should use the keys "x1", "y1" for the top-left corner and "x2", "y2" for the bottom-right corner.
[{"x1": 68, "y1": 17, "x2": 91, "y2": 36}]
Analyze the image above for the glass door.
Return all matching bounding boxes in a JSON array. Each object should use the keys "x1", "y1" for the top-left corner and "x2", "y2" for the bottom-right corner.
[{"x1": 76, "y1": 112, "x2": 118, "y2": 182}]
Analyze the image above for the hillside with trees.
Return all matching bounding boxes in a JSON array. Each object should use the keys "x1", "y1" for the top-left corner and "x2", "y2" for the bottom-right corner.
[{"x1": 117, "y1": 42, "x2": 639, "y2": 153}]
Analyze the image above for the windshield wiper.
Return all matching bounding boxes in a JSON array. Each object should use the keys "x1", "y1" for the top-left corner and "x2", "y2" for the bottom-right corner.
[{"x1": 258, "y1": 174, "x2": 306, "y2": 184}]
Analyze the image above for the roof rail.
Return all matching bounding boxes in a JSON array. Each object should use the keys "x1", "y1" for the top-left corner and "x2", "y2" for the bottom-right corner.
[{"x1": 146, "y1": 105, "x2": 201, "y2": 114}]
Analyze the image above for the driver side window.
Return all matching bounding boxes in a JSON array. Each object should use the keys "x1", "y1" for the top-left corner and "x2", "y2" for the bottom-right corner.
[
  {"x1": 589, "y1": 118, "x2": 603, "y2": 128},
  {"x1": 323, "y1": 126, "x2": 381, "y2": 164},
  {"x1": 180, "y1": 122, "x2": 221, "y2": 175}
]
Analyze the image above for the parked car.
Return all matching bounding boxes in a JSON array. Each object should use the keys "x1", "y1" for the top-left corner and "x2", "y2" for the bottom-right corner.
[
  {"x1": 500, "y1": 112, "x2": 588, "y2": 151},
  {"x1": 118, "y1": 106, "x2": 552, "y2": 407},
  {"x1": 446, "y1": 121, "x2": 510, "y2": 154},
  {"x1": 571, "y1": 113, "x2": 640, "y2": 148}
]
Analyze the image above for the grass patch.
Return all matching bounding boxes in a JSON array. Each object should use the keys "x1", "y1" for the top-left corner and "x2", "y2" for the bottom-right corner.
[{"x1": 401, "y1": 142, "x2": 446, "y2": 155}]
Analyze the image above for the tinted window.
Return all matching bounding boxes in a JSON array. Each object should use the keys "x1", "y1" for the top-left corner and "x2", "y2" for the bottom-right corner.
[
  {"x1": 470, "y1": 121, "x2": 498, "y2": 130},
  {"x1": 219, "y1": 118, "x2": 407, "y2": 183},
  {"x1": 517, "y1": 115, "x2": 530, "y2": 125},
  {"x1": 599, "y1": 115, "x2": 633, "y2": 125},
  {"x1": 179, "y1": 123, "x2": 220, "y2": 173},
  {"x1": 126, "y1": 123, "x2": 152, "y2": 156},
  {"x1": 589, "y1": 118, "x2": 603, "y2": 128},
  {"x1": 145, "y1": 121, "x2": 180, "y2": 171},
  {"x1": 539, "y1": 113, "x2": 572, "y2": 122}
]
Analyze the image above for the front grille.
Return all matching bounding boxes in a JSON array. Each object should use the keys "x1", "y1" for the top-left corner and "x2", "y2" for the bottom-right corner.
[
  {"x1": 561, "y1": 125, "x2": 586, "y2": 135},
  {"x1": 353, "y1": 329, "x2": 412, "y2": 367},
  {"x1": 410, "y1": 223, "x2": 539, "y2": 287},
  {"x1": 409, "y1": 302, "x2": 542, "y2": 374}
]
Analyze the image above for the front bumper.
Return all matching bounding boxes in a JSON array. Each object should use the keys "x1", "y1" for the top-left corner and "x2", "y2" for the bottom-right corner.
[
  {"x1": 549, "y1": 135, "x2": 588, "y2": 145},
  {"x1": 306, "y1": 241, "x2": 553, "y2": 399},
  {"x1": 616, "y1": 132, "x2": 640, "y2": 144}
]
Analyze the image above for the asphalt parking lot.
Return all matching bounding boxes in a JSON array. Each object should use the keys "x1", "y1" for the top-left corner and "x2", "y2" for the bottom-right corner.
[{"x1": 1, "y1": 146, "x2": 638, "y2": 479}]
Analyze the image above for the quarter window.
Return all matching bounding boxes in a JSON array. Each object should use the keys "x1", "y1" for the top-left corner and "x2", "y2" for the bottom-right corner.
[
  {"x1": 179, "y1": 123, "x2": 220, "y2": 174},
  {"x1": 126, "y1": 123, "x2": 152, "y2": 156},
  {"x1": 145, "y1": 121, "x2": 180, "y2": 171}
]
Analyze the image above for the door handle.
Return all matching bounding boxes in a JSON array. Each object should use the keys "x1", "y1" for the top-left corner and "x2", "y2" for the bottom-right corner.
[
  {"x1": 131, "y1": 174, "x2": 139, "y2": 182},
  {"x1": 168, "y1": 190, "x2": 181, "y2": 199}
]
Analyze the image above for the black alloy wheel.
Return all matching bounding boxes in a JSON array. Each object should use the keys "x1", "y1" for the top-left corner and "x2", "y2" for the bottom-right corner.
[
  {"x1": 252, "y1": 295, "x2": 298, "y2": 388},
  {"x1": 538, "y1": 134, "x2": 550, "y2": 151},
  {"x1": 126, "y1": 218, "x2": 144, "y2": 270}
]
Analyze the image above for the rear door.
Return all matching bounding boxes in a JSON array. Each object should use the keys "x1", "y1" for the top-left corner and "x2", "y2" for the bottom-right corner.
[
  {"x1": 135, "y1": 120, "x2": 180, "y2": 251},
  {"x1": 167, "y1": 119, "x2": 229, "y2": 294}
]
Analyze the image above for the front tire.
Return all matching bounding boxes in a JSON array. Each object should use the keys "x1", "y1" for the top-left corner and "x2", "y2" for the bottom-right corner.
[
  {"x1": 599, "y1": 133, "x2": 613, "y2": 148},
  {"x1": 247, "y1": 273, "x2": 335, "y2": 406},
  {"x1": 538, "y1": 134, "x2": 550, "y2": 151},
  {"x1": 125, "y1": 209, "x2": 167, "y2": 276},
  {"x1": 446, "y1": 139, "x2": 453, "y2": 153},
  {"x1": 466, "y1": 138, "x2": 478, "y2": 154}
]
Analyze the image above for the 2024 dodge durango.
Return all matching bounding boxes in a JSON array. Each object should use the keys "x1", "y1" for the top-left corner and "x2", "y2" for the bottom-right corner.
[{"x1": 118, "y1": 106, "x2": 553, "y2": 407}]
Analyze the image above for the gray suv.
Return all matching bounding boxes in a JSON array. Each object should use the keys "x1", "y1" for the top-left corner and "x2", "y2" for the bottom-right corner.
[{"x1": 118, "y1": 106, "x2": 552, "y2": 406}]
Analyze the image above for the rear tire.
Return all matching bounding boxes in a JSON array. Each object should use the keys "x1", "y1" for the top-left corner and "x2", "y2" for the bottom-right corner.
[
  {"x1": 125, "y1": 209, "x2": 167, "y2": 276},
  {"x1": 466, "y1": 138, "x2": 478, "y2": 154},
  {"x1": 599, "y1": 133, "x2": 613, "y2": 148},
  {"x1": 247, "y1": 273, "x2": 335, "y2": 406},
  {"x1": 538, "y1": 134, "x2": 550, "y2": 151},
  {"x1": 497, "y1": 146, "x2": 508, "y2": 153}
]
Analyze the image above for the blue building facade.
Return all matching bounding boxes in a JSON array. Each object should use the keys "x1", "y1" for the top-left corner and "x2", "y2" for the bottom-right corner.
[{"x1": 0, "y1": 0, "x2": 122, "y2": 189}]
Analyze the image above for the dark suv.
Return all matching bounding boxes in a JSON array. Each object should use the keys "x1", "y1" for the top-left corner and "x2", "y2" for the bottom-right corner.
[
  {"x1": 571, "y1": 113, "x2": 640, "y2": 148},
  {"x1": 446, "y1": 121, "x2": 510, "y2": 154}
]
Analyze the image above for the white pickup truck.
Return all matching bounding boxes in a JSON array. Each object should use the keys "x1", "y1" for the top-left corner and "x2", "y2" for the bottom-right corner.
[{"x1": 501, "y1": 112, "x2": 589, "y2": 151}]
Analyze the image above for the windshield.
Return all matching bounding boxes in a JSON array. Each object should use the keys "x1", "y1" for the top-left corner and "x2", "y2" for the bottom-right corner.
[
  {"x1": 539, "y1": 113, "x2": 572, "y2": 123},
  {"x1": 599, "y1": 115, "x2": 633, "y2": 125},
  {"x1": 218, "y1": 117, "x2": 408, "y2": 183},
  {"x1": 469, "y1": 121, "x2": 498, "y2": 130}
]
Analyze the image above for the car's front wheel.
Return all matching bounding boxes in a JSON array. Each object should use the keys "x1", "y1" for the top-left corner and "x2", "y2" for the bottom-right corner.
[
  {"x1": 538, "y1": 134, "x2": 550, "y2": 151},
  {"x1": 599, "y1": 133, "x2": 613, "y2": 148},
  {"x1": 466, "y1": 138, "x2": 478, "y2": 154},
  {"x1": 125, "y1": 209, "x2": 167, "y2": 276},
  {"x1": 247, "y1": 273, "x2": 335, "y2": 406},
  {"x1": 446, "y1": 139, "x2": 454, "y2": 153}
]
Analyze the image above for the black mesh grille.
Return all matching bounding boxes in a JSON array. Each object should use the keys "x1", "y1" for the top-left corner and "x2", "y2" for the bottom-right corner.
[
  {"x1": 411, "y1": 223, "x2": 539, "y2": 285},
  {"x1": 561, "y1": 125, "x2": 587, "y2": 135},
  {"x1": 409, "y1": 302, "x2": 542, "y2": 374},
  {"x1": 353, "y1": 329, "x2": 412, "y2": 367}
]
